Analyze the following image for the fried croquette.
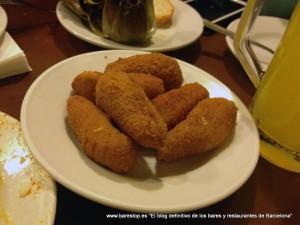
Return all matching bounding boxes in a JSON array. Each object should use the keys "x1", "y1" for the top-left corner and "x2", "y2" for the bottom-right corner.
[
  {"x1": 105, "y1": 53, "x2": 183, "y2": 90},
  {"x1": 127, "y1": 72, "x2": 165, "y2": 99},
  {"x1": 67, "y1": 95, "x2": 138, "y2": 173},
  {"x1": 157, "y1": 98, "x2": 238, "y2": 162},
  {"x1": 95, "y1": 72, "x2": 167, "y2": 149},
  {"x1": 152, "y1": 83, "x2": 209, "y2": 129},
  {"x1": 72, "y1": 71, "x2": 103, "y2": 101},
  {"x1": 72, "y1": 71, "x2": 165, "y2": 101}
]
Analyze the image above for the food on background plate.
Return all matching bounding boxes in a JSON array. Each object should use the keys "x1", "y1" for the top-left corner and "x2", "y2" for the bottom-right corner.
[
  {"x1": 72, "y1": 70, "x2": 165, "y2": 101},
  {"x1": 153, "y1": 0, "x2": 174, "y2": 27},
  {"x1": 102, "y1": 0, "x2": 156, "y2": 43},
  {"x1": 152, "y1": 83, "x2": 209, "y2": 129},
  {"x1": 95, "y1": 72, "x2": 167, "y2": 149},
  {"x1": 105, "y1": 53, "x2": 183, "y2": 90},
  {"x1": 62, "y1": 0, "x2": 90, "y2": 21},
  {"x1": 62, "y1": 0, "x2": 163, "y2": 44},
  {"x1": 67, "y1": 95, "x2": 138, "y2": 173},
  {"x1": 157, "y1": 98, "x2": 238, "y2": 162}
]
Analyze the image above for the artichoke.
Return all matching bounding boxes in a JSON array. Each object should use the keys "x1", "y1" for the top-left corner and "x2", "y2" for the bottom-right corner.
[
  {"x1": 62, "y1": 0, "x2": 156, "y2": 44},
  {"x1": 62, "y1": 0, "x2": 105, "y2": 33},
  {"x1": 84, "y1": 0, "x2": 105, "y2": 34},
  {"x1": 62, "y1": 0, "x2": 90, "y2": 21},
  {"x1": 102, "y1": 0, "x2": 156, "y2": 43}
]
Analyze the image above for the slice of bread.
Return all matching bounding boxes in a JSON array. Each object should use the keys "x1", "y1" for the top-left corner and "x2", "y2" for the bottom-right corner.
[{"x1": 153, "y1": 0, "x2": 175, "y2": 27}]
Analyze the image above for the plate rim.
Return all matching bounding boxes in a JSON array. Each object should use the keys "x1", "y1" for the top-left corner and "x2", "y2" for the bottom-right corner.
[
  {"x1": 0, "y1": 6, "x2": 8, "y2": 37},
  {"x1": 0, "y1": 111, "x2": 57, "y2": 225},
  {"x1": 20, "y1": 50, "x2": 260, "y2": 213},
  {"x1": 55, "y1": 0, "x2": 204, "y2": 52}
]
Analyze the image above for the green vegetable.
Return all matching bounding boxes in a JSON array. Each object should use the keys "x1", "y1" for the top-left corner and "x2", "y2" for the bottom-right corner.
[
  {"x1": 102, "y1": 0, "x2": 156, "y2": 44},
  {"x1": 88, "y1": 2, "x2": 105, "y2": 34},
  {"x1": 64, "y1": 0, "x2": 155, "y2": 44},
  {"x1": 79, "y1": 0, "x2": 93, "y2": 14}
]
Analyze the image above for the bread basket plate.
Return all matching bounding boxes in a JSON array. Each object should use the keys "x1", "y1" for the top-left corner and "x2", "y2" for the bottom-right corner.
[
  {"x1": 20, "y1": 50, "x2": 259, "y2": 213},
  {"x1": 0, "y1": 112, "x2": 56, "y2": 225},
  {"x1": 56, "y1": 0, "x2": 203, "y2": 52}
]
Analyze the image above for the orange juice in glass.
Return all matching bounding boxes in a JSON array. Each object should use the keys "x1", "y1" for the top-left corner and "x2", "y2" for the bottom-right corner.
[{"x1": 234, "y1": 0, "x2": 300, "y2": 172}]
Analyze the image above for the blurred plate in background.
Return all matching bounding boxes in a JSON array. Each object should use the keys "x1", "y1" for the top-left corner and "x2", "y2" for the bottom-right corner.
[
  {"x1": 0, "y1": 6, "x2": 8, "y2": 37},
  {"x1": 56, "y1": 0, "x2": 203, "y2": 52}
]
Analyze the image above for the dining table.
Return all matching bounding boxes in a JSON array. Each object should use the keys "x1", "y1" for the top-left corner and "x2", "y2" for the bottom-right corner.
[{"x1": 0, "y1": 1, "x2": 299, "y2": 225}]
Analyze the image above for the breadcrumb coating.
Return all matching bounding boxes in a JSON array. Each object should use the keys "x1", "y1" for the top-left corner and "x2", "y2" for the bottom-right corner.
[
  {"x1": 105, "y1": 53, "x2": 183, "y2": 90},
  {"x1": 67, "y1": 95, "x2": 138, "y2": 173},
  {"x1": 152, "y1": 83, "x2": 209, "y2": 129},
  {"x1": 157, "y1": 98, "x2": 237, "y2": 162},
  {"x1": 96, "y1": 72, "x2": 167, "y2": 149},
  {"x1": 72, "y1": 71, "x2": 165, "y2": 101}
]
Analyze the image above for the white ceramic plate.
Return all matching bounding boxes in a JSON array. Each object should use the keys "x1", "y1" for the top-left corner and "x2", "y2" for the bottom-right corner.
[
  {"x1": 226, "y1": 16, "x2": 288, "y2": 70},
  {"x1": 56, "y1": 0, "x2": 203, "y2": 52},
  {"x1": 21, "y1": 50, "x2": 259, "y2": 213},
  {"x1": 0, "y1": 112, "x2": 56, "y2": 225},
  {"x1": 0, "y1": 6, "x2": 8, "y2": 37}
]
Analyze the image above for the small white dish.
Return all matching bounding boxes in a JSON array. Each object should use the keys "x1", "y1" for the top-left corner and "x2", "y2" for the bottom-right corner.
[
  {"x1": 56, "y1": 0, "x2": 203, "y2": 52},
  {"x1": 0, "y1": 6, "x2": 8, "y2": 37},
  {"x1": 0, "y1": 112, "x2": 56, "y2": 225},
  {"x1": 226, "y1": 16, "x2": 288, "y2": 71},
  {"x1": 20, "y1": 50, "x2": 259, "y2": 213}
]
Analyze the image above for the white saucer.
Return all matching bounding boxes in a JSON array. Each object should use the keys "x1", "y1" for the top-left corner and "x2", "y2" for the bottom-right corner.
[{"x1": 226, "y1": 16, "x2": 288, "y2": 70}]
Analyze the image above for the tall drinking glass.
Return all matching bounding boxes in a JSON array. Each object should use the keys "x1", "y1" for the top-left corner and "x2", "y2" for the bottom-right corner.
[{"x1": 233, "y1": 0, "x2": 300, "y2": 172}]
